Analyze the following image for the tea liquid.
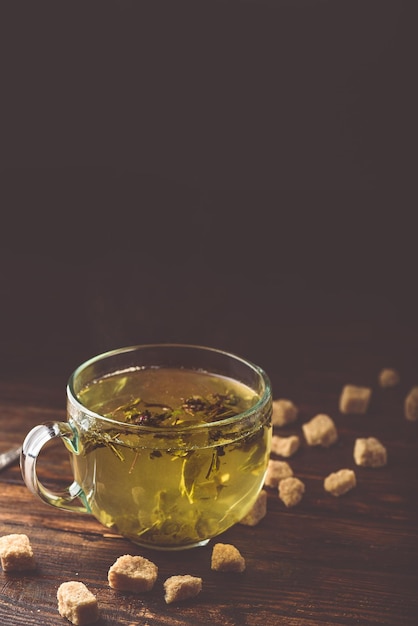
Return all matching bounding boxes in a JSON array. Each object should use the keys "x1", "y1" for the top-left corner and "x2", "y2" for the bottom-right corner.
[{"x1": 74, "y1": 367, "x2": 271, "y2": 548}]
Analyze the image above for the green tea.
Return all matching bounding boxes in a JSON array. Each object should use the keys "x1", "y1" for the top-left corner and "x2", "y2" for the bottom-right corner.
[{"x1": 73, "y1": 367, "x2": 271, "y2": 548}]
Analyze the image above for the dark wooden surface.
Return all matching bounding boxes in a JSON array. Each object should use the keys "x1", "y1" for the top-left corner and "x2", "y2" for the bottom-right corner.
[{"x1": 1, "y1": 318, "x2": 418, "y2": 624}]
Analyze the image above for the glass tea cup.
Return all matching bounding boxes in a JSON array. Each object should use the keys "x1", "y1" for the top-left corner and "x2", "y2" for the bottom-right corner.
[{"x1": 21, "y1": 344, "x2": 272, "y2": 550}]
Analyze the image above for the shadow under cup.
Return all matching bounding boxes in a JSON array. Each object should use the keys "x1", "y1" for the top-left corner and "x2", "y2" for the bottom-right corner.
[{"x1": 22, "y1": 344, "x2": 272, "y2": 550}]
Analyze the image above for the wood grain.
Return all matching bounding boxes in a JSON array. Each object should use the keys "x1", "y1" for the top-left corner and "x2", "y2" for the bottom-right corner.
[{"x1": 1, "y1": 327, "x2": 418, "y2": 625}]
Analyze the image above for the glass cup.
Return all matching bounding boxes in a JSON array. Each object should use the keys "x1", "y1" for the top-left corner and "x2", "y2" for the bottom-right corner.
[{"x1": 21, "y1": 344, "x2": 272, "y2": 550}]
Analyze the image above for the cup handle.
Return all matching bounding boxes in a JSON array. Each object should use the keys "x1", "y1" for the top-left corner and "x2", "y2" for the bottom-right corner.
[{"x1": 20, "y1": 421, "x2": 90, "y2": 514}]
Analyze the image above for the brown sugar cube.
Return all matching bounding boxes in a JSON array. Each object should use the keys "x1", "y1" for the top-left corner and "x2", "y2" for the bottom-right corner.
[
  {"x1": 0, "y1": 533, "x2": 36, "y2": 572},
  {"x1": 353, "y1": 437, "x2": 387, "y2": 468},
  {"x1": 211, "y1": 543, "x2": 246, "y2": 573},
  {"x1": 271, "y1": 434, "x2": 300, "y2": 457},
  {"x1": 378, "y1": 368, "x2": 400, "y2": 388},
  {"x1": 278, "y1": 476, "x2": 305, "y2": 507},
  {"x1": 405, "y1": 386, "x2": 418, "y2": 421},
  {"x1": 57, "y1": 581, "x2": 99, "y2": 626},
  {"x1": 339, "y1": 384, "x2": 372, "y2": 414},
  {"x1": 324, "y1": 469, "x2": 357, "y2": 496},
  {"x1": 239, "y1": 489, "x2": 268, "y2": 526},
  {"x1": 108, "y1": 555, "x2": 158, "y2": 592},
  {"x1": 272, "y1": 399, "x2": 299, "y2": 427},
  {"x1": 264, "y1": 459, "x2": 293, "y2": 488},
  {"x1": 302, "y1": 413, "x2": 338, "y2": 447},
  {"x1": 163, "y1": 575, "x2": 202, "y2": 604}
]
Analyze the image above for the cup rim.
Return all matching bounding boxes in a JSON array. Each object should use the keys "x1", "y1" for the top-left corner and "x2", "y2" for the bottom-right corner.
[{"x1": 66, "y1": 343, "x2": 272, "y2": 433}]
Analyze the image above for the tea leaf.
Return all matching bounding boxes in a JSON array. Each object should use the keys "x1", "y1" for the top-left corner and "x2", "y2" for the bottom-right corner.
[
  {"x1": 179, "y1": 448, "x2": 225, "y2": 503},
  {"x1": 205, "y1": 446, "x2": 224, "y2": 479},
  {"x1": 180, "y1": 452, "x2": 208, "y2": 503},
  {"x1": 111, "y1": 392, "x2": 244, "y2": 429}
]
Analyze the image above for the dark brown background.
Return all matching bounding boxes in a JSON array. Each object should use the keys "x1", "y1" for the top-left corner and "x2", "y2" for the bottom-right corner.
[{"x1": 1, "y1": 1, "x2": 416, "y2": 384}]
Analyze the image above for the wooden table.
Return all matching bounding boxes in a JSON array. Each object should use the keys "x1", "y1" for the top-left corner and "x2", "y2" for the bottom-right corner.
[
  {"x1": 1, "y1": 158, "x2": 417, "y2": 624},
  {"x1": 1, "y1": 319, "x2": 418, "y2": 625}
]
